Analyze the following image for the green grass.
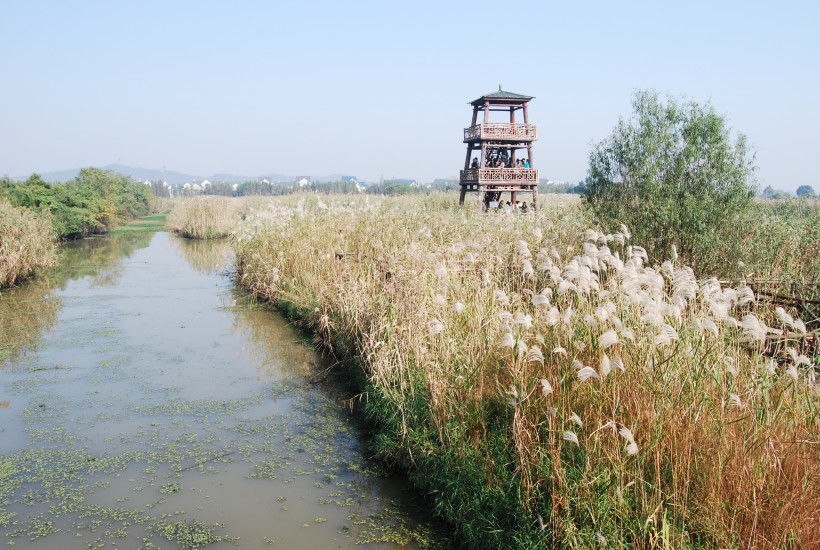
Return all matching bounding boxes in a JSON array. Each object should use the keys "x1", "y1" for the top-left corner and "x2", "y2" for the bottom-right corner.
[{"x1": 109, "y1": 213, "x2": 168, "y2": 234}]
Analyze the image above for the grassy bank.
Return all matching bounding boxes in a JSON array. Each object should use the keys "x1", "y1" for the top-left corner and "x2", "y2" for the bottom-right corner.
[
  {"x1": 109, "y1": 213, "x2": 168, "y2": 234},
  {"x1": 0, "y1": 200, "x2": 57, "y2": 288},
  {"x1": 233, "y1": 194, "x2": 818, "y2": 548}
]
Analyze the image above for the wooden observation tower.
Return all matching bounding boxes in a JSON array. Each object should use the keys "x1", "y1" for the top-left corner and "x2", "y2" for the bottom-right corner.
[{"x1": 459, "y1": 87, "x2": 539, "y2": 210}]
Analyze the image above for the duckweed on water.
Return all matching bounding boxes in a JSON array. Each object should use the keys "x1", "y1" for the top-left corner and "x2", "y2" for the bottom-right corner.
[
  {"x1": 150, "y1": 519, "x2": 224, "y2": 549},
  {"x1": 2, "y1": 380, "x2": 434, "y2": 548},
  {"x1": 159, "y1": 483, "x2": 181, "y2": 495}
]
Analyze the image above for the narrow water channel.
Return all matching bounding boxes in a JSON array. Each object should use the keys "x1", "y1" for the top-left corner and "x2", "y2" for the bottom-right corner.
[{"x1": 0, "y1": 232, "x2": 435, "y2": 549}]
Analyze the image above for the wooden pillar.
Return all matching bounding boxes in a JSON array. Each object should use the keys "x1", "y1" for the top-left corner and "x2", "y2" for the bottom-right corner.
[
  {"x1": 523, "y1": 104, "x2": 533, "y2": 166},
  {"x1": 477, "y1": 186, "x2": 485, "y2": 211},
  {"x1": 532, "y1": 185, "x2": 539, "y2": 212},
  {"x1": 466, "y1": 106, "x2": 480, "y2": 171},
  {"x1": 511, "y1": 190, "x2": 517, "y2": 208},
  {"x1": 483, "y1": 101, "x2": 490, "y2": 124},
  {"x1": 510, "y1": 106, "x2": 517, "y2": 165},
  {"x1": 459, "y1": 187, "x2": 466, "y2": 206}
]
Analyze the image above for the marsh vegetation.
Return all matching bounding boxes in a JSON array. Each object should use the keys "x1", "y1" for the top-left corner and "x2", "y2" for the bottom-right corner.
[
  {"x1": 0, "y1": 169, "x2": 156, "y2": 289},
  {"x1": 232, "y1": 193, "x2": 818, "y2": 548},
  {"x1": 167, "y1": 197, "x2": 241, "y2": 240},
  {"x1": 0, "y1": 200, "x2": 57, "y2": 288}
]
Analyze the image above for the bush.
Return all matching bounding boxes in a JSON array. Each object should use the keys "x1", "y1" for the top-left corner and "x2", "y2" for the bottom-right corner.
[
  {"x1": 0, "y1": 199, "x2": 57, "y2": 288},
  {"x1": 584, "y1": 90, "x2": 756, "y2": 276},
  {"x1": 1, "y1": 170, "x2": 152, "y2": 239}
]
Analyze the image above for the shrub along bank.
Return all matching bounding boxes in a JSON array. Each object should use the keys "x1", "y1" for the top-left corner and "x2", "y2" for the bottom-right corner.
[
  {"x1": 0, "y1": 169, "x2": 153, "y2": 289},
  {"x1": 1, "y1": 168, "x2": 152, "y2": 240},
  {"x1": 0, "y1": 199, "x2": 57, "y2": 288},
  {"x1": 233, "y1": 194, "x2": 818, "y2": 549}
]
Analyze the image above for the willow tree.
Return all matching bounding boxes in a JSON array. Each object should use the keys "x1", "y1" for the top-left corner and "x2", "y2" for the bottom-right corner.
[{"x1": 584, "y1": 90, "x2": 756, "y2": 275}]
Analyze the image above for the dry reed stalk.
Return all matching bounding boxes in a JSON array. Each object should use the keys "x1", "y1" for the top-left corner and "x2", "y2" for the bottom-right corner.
[
  {"x1": 0, "y1": 200, "x2": 57, "y2": 288},
  {"x1": 167, "y1": 196, "x2": 240, "y2": 239},
  {"x1": 232, "y1": 193, "x2": 818, "y2": 548}
]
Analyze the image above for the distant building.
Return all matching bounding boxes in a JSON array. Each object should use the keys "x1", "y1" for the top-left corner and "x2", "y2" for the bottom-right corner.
[
  {"x1": 341, "y1": 176, "x2": 359, "y2": 185},
  {"x1": 294, "y1": 176, "x2": 311, "y2": 188}
]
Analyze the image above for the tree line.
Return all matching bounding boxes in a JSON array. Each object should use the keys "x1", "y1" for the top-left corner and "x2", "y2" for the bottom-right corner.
[{"x1": 1, "y1": 168, "x2": 152, "y2": 239}]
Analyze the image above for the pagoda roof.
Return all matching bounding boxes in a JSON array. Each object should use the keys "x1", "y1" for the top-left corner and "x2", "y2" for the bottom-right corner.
[{"x1": 470, "y1": 86, "x2": 534, "y2": 106}]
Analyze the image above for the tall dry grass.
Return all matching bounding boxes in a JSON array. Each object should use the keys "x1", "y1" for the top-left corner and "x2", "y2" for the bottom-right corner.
[
  {"x1": 233, "y1": 193, "x2": 818, "y2": 548},
  {"x1": 740, "y1": 198, "x2": 820, "y2": 284},
  {"x1": 167, "y1": 196, "x2": 240, "y2": 239},
  {"x1": 0, "y1": 199, "x2": 57, "y2": 288}
]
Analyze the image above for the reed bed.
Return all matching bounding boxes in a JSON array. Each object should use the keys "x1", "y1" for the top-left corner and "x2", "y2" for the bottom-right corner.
[
  {"x1": 0, "y1": 199, "x2": 57, "y2": 288},
  {"x1": 740, "y1": 198, "x2": 820, "y2": 285},
  {"x1": 233, "y1": 193, "x2": 818, "y2": 548},
  {"x1": 167, "y1": 196, "x2": 240, "y2": 239}
]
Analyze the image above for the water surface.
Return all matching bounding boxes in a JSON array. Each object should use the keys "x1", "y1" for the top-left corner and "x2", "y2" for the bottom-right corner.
[{"x1": 0, "y1": 232, "x2": 434, "y2": 548}]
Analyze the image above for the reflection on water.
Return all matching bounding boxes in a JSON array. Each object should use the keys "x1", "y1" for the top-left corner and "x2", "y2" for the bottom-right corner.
[
  {"x1": 171, "y1": 236, "x2": 234, "y2": 274},
  {"x1": 0, "y1": 233, "x2": 154, "y2": 361},
  {"x1": 0, "y1": 277, "x2": 60, "y2": 362},
  {"x1": 173, "y1": 236, "x2": 321, "y2": 381},
  {"x1": 0, "y1": 232, "x2": 439, "y2": 549},
  {"x1": 229, "y1": 293, "x2": 323, "y2": 381},
  {"x1": 56, "y1": 232, "x2": 154, "y2": 288}
]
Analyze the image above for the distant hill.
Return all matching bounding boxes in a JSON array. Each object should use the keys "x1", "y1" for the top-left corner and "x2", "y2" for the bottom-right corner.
[
  {"x1": 255, "y1": 172, "x2": 296, "y2": 183},
  {"x1": 315, "y1": 173, "x2": 354, "y2": 182},
  {"x1": 209, "y1": 172, "x2": 255, "y2": 183},
  {"x1": 22, "y1": 165, "x2": 201, "y2": 186},
  {"x1": 14, "y1": 165, "x2": 377, "y2": 186}
]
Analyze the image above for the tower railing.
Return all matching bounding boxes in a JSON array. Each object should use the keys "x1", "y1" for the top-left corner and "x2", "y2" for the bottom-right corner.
[
  {"x1": 460, "y1": 168, "x2": 539, "y2": 183},
  {"x1": 463, "y1": 123, "x2": 538, "y2": 142}
]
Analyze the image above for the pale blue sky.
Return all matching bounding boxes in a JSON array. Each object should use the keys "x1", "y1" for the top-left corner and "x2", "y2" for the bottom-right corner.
[{"x1": 1, "y1": 0, "x2": 817, "y2": 191}]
